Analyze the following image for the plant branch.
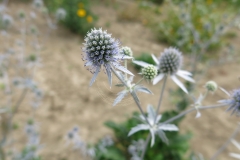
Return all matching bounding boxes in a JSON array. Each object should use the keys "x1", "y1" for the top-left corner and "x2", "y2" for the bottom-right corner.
[
  {"x1": 163, "y1": 104, "x2": 227, "y2": 124},
  {"x1": 210, "y1": 123, "x2": 240, "y2": 160},
  {"x1": 155, "y1": 76, "x2": 167, "y2": 121},
  {"x1": 141, "y1": 134, "x2": 151, "y2": 160}
]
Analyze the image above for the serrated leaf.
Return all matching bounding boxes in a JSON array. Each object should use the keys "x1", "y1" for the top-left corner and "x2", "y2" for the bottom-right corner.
[{"x1": 113, "y1": 90, "x2": 128, "y2": 106}]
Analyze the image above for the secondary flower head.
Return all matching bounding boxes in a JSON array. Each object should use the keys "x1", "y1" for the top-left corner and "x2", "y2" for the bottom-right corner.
[
  {"x1": 220, "y1": 88, "x2": 240, "y2": 115},
  {"x1": 82, "y1": 28, "x2": 133, "y2": 86},
  {"x1": 205, "y1": 81, "x2": 218, "y2": 93},
  {"x1": 133, "y1": 47, "x2": 194, "y2": 93},
  {"x1": 158, "y1": 47, "x2": 182, "y2": 75},
  {"x1": 86, "y1": 15, "x2": 93, "y2": 23},
  {"x1": 121, "y1": 46, "x2": 133, "y2": 57},
  {"x1": 141, "y1": 65, "x2": 158, "y2": 80}
]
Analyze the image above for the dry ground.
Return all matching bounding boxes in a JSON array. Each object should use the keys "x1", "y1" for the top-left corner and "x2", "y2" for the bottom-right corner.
[{"x1": 1, "y1": 1, "x2": 240, "y2": 160}]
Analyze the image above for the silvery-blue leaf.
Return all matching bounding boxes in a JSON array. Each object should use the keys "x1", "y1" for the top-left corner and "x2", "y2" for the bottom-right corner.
[
  {"x1": 219, "y1": 87, "x2": 230, "y2": 96},
  {"x1": 231, "y1": 139, "x2": 240, "y2": 150},
  {"x1": 218, "y1": 99, "x2": 233, "y2": 104},
  {"x1": 117, "y1": 71, "x2": 125, "y2": 81},
  {"x1": 147, "y1": 105, "x2": 156, "y2": 121},
  {"x1": 89, "y1": 67, "x2": 100, "y2": 86},
  {"x1": 156, "y1": 115, "x2": 162, "y2": 124},
  {"x1": 158, "y1": 124, "x2": 179, "y2": 131},
  {"x1": 229, "y1": 153, "x2": 240, "y2": 159},
  {"x1": 133, "y1": 60, "x2": 150, "y2": 68},
  {"x1": 128, "y1": 124, "x2": 149, "y2": 137},
  {"x1": 131, "y1": 91, "x2": 140, "y2": 103},
  {"x1": 150, "y1": 129, "x2": 155, "y2": 147},
  {"x1": 171, "y1": 75, "x2": 188, "y2": 94},
  {"x1": 113, "y1": 90, "x2": 128, "y2": 106},
  {"x1": 115, "y1": 84, "x2": 124, "y2": 87},
  {"x1": 151, "y1": 54, "x2": 159, "y2": 65},
  {"x1": 176, "y1": 71, "x2": 195, "y2": 83},
  {"x1": 157, "y1": 130, "x2": 169, "y2": 145},
  {"x1": 195, "y1": 110, "x2": 201, "y2": 118},
  {"x1": 105, "y1": 64, "x2": 112, "y2": 87},
  {"x1": 114, "y1": 65, "x2": 134, "y2": 76},
  {"x1": 115, "y1": 55, "x2": 133, "y2": 59},
  {"x1": 134, "y1": 85, "x2": 153, "y2": 94},
  {"x1": 178, "y1": 70, "x2": 192, "y2": 76},
  {"x1": 129, "y1": 76, "x2": 134, "y2": 83},
  {"x1": 153, "y1": 74, "x2": 165, "y2": 85}
]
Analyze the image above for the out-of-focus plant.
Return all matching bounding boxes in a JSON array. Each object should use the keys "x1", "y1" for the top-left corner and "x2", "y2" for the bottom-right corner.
[
  {"x1": 157, "y1": 0, "x2": 228, "y2": 56},
  {"x1": 45, "y1": 0, "x2": 97, "y2": 35}
]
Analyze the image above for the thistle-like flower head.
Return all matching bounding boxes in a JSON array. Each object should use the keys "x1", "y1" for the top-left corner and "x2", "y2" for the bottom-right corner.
[
  {"x1": 141, "y1": 65, "x2": 158, "y2": 80},
  {"x1": 158, "y1": 47, "x2": 182, "y2": 75},
  {"x1": 83, "y1": 28, "x2": 133, "y2": 86},
  {"x1": 219, "y1": 88, "x2": 240, "y2": 115},
  {"x1": 121, "y1": 46, "x2": 133, "y2": 57},
  {"x1": 133, "y1": 47, "x2": 194, "y2": 93}
]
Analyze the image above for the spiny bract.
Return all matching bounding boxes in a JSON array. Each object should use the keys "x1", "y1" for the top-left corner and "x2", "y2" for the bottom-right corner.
[{"x1": 158, "y1": 47, "x2": 182, "y2": 75}]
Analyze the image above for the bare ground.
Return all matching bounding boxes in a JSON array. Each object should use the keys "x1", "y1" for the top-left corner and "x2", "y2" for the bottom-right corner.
[{"x1": 2, "y1": 1, "x2": 240, "y2": 160}]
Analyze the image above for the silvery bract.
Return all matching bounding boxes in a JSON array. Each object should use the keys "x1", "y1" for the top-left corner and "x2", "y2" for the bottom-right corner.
[
  {"x1": 230, "y1": 139, "x2": 240, "y2": 159},
  {"x1": 82, "y1": 28, "x2": 133, "y2": 86},
  {"x1": 219, "y1": 88, "x2": 240, "y2": 115},
  {"x1": 133, "y1": 47, "x2": 194, "y2": 93},
  {"x1": 128, "y1": 105, "x2": 178, "y2": 147},
  {"x1": 113, "y1": 72, "x2": 152, "y2": 106}
]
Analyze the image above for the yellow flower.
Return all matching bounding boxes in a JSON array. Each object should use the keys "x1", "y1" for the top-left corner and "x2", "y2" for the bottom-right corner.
[
  {"x1": 77, "y1": 9, "x2": 86, "y2": 17},
  {"x1": 206, "y1": 0, "x2": 212, "y2": 5},
  {"x1": 87, "y1": 15, "x2": 93, "y2": 23},
  {"x1": 78, "y1": 2, "x2": 84, "y2": 8}
]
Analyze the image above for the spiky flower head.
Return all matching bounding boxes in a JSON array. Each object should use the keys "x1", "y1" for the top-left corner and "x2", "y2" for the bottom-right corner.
[
  {"x1": 141, "y1": 65, "x2": 158, "y2": 80},
  {"x1": 205, "y1": 81, "x2": 218, "y2": 92},
  {"x1": 226, "y1": 89, "x2": 240, "y2": 115},
  {"x1": 55, "y1": 8, "x2": 66, "y2": 21},
  {"x1": 158, "y1": 47, "x2": 182, "y2": 75},
  {"x1": 83, "y1": 28, "x2": 120, "y2": 71},
  {"x1": 121, "y1": 46, "x2": 133, "y2": 57},
  {"x1": 83, "y1": 28, "x2": 133, "y2": 86}
]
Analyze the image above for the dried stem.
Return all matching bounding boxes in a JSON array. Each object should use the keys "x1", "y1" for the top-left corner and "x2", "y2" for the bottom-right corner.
[{"x1": 210, "y1": 123, "x2": 240, "y2": 160}]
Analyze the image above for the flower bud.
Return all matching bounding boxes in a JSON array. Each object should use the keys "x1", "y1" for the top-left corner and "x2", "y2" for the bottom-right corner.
[{"x1": 142, "y1": 65, "x2": 158, "y2": 80}]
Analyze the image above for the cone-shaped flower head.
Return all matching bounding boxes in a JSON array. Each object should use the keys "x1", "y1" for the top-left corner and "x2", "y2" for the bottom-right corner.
[
  {"x1": 205, "y1": 81, "x2": 218, "y2": 93},
  {"x1": 158, "y1": 47, "x2": 182, "y2": 75},
  {"x1": 121, "y1": 46, "x2": 133, "y2": 57},
  {"x1": 83, "y1": 28, "x2": 133, "y2": 86},
  {"x1": 142, "y1": 65, "x2": 158, "y2": 80},
  {"x1": 133, "y1": 47, "x2": 194, "y2": 93},
  {"x1": 227, "y1": 89, "x2": 240, "y2": 115}
]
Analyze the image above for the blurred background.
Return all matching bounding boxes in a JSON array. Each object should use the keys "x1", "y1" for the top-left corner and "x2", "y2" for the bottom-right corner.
[{"x1": 0, "y1": 0, "x2": 240, "y2": 159}]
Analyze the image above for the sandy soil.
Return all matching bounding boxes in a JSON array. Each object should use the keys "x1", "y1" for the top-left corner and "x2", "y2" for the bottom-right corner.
[{"x1": 1, "y1": 1, "x2": 240, "y2": 160}]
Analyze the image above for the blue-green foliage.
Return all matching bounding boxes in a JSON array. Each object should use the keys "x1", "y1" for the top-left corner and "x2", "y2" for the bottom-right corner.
[{"x1": 93, "y1": 110, "x2": 191, "y2": 160}]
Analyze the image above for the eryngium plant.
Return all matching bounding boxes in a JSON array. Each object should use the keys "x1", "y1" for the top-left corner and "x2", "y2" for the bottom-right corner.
[{"x1": 82, "y1": 28, "x2": 239, "y2": 160}]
